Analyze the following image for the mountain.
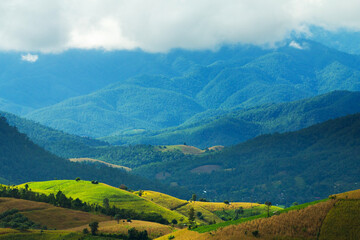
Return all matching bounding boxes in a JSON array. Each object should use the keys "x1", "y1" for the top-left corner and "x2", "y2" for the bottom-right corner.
[
  {"x1": 0, "y1": 46, "x2": 268, "y2": 112},
  {"x1": 0, "y1": 115, "x2": 189, "y2": 198},
  {"x1": 24, "y1": 41, "x2": 360, "y2": 138},
  {"x1": 104, "y1": 90, "x2": 360, "y2": 147},
  {"x1": 132, "y1": 113, "x2": 360, "y2": 205},
  {"x1": 0, "y1": 97, "x2": 33, "y2": 115},
  {"x1": 0, "y1": 110, "x2": 108, "y2": 158}
]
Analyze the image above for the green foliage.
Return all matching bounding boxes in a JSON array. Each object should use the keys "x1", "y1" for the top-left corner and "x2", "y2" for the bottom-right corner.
[
  {"x1": 89, "y1": 221, "x2": 99, "y2": 235},
  {"x1": 0, "y1": 209, "x2": 41, "y2": 230},
  {"x1": 191, "y1": 194, "x2": 197, "y2": 202},
  {"x1": 134, "y1": 113, "x2": 360, "y2": 205},
  {"x1": 106, "y1": 90, "x2": 360, "y2": 148}
]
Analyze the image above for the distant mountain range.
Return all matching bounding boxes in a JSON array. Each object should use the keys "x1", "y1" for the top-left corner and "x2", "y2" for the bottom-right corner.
[
  {"x1": 15, "y1": 40, "x2": 359, "y2": 139},
  {"x1": 104, "y1": 90, "x2": 360, "y2": 147}
]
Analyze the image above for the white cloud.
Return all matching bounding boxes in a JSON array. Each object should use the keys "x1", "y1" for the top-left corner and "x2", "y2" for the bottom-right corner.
[
  {"x1": 0, "y1": 0, "x2": 360, "y2": 53},
  {"x1": 21, "y1": 53, "x2": 38, "y2": 62},
  {"x1": 289, "y1": 41, "x2": 303, "y2": 49}
]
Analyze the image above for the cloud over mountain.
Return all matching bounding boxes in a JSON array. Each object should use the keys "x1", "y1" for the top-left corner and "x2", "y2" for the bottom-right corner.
[{"x1": 1, "y1": 0, "x2": 360, "y2": 53}]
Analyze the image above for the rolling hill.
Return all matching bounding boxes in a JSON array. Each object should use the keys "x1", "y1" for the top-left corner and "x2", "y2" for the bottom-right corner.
[
  {"x1": 19, "y1": 180, "x2": 187, "y2": 224},
  {"x1": 133, "y1": 113, "x2": 360, "y2": 205},
  {"x1": 158, "y1": 189, "x2": 360, "y2": 240},
  {"x1": 0, "y1": 197, "x2": 110, "y2": 229}
]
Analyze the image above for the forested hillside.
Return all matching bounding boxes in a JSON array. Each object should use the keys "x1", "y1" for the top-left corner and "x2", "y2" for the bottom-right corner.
[
  {"x1": 105, "y1": 90, "x2": 360, "y2": 147},
  {"x1": 132, "y1": 113, "x2": 360, "y2": 205},
  {"x1": 0, "y1": 116, "x2": 189, "y2": 198}
]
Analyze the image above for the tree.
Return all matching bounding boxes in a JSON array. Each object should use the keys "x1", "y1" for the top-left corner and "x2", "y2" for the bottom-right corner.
[
  {"x1": 191, "y1": 194, "x2": 197, "y2": 202},
  {"x1": 89, "y1": 221, "x2": 99, "y2": 235},
  {"x1": 171, "y1": 219, "x2": 178, "y2": 225},
  {"x1": 114, "y1": 214, "x2": 121, "y2": 224},
  {"x1": 235, "y1": 207, "x2": 244, "y2": 220},
  {"x1": 224, "y1": 200, "x2": 230, "y2": 205},
  {"x1": 188, "y1": 207, "x2": 195, "y2": 225},
  {"x1": 119, "y1": 184, "x2": 128, "y2": 190},
  {"x1": 265, "y1": 201, "x2": 272, "y2": 217},
  {"x1": 103, "y1": 198, "x2": 110, "y2": 209},
  {"x1": 75, "y1": 177, "x2": 80, "y2": 182}
]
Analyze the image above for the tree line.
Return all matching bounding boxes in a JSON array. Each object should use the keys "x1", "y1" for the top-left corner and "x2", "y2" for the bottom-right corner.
[{"x1": 0, "y1": 184, "x2": 168, "y2": 224}]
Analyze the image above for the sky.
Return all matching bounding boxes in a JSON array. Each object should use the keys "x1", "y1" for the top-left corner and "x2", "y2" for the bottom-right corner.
[{"x1": 1, "y1": 0, "x2": 360, "y2": 53}]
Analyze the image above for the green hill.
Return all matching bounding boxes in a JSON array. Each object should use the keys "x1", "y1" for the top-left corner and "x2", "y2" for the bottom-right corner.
[
  {"x1": 19, "y1": 180, "x2": 187, "y2": 223},
  {"x1": 133, "y1": 113, "x2": 360, "y2": 205}
]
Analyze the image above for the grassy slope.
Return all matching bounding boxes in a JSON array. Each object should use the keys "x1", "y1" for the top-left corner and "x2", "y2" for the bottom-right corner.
[
  {"x1": 139, "y1": 191, "x2": 187, "y2": 210},
  {"x1": 0, "y1": 197, "x2": 110, "y2": 229},
  {"x1": 18, "y1": 180, "x2": 186, "y2": 223},
  {"x1": 157, "y1": 145, "x2": 205, "y2": 155},
  {"x1": 68, "y1": 220, "x2": 175, "y2": 239},
  {"x1": 138, "y1": 191, "x2": 278, "y2": 225},
  {"x1": 319, "y1": 200, "x2": 360, "y2": 240},
  {"x1": 138, "y1": 190, "x2": 222, "y2": 224},
  {"x1": 158, "y1": 189, "x2": 360, "y2": 239},
  {"x1": 68, "y1": 158, "x2": 131, "y2": 171},
  {"x1": 319, "y1": 189, "x2": 360, "y2": 239}
]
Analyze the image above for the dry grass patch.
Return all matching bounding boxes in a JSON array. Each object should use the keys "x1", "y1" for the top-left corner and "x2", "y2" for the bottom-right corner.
[
  {"x1": 159, "y1": 145, "x2": 204, "y2": 155},
  {"x1": 156, "y1": 229, "x2": 208, "y2": 240},
  {"x1": 335, "y1": 189, "x2": 360, "y2": 199},
  {"x1": 68, "y1": 220, "x2": 175, "y2": 239},
  {"x1": 0, "y1": 197, "x2": 110, "y2": 229},
  {"x1": 139, "y1": 191, "x2": 187, "y2": 210},
  {"x1": 194, "y1": 201, "x2": 261, "y2": 212},
  {"x1": 69, "y1": 158, "x2": 131, "y2": 171},
  {"x1": 210, "y1": 199, "x2": 335, "y2": 240},
  {"x1": 0, "y1": 197, "x2": 52, "y2": 212}
]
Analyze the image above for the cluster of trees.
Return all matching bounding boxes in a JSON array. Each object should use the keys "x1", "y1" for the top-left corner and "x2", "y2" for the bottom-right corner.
[
  {"x1": 84, "y1": 221, "x2": 149, "y2": 240},
  {"x1": 0, "y1": 185, "x2": 168, "y2": 224},
  {"x1": 0, "y1": 209, "x2": 42, "y2": 230}
]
